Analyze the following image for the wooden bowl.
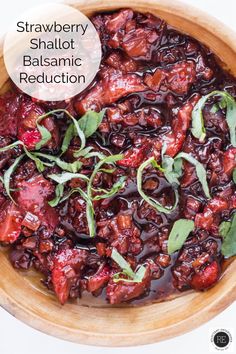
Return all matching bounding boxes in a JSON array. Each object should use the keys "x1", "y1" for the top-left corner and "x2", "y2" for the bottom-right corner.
[{"x1": 0, "y1": 0, "x2": 236, "y2": 347}]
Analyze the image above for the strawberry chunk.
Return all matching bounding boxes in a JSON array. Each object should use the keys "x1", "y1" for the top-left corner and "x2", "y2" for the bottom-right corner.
[
  {"x1": 105, "y1": 9, "x2": 133, "y2": 33},
  {"x1": 164, "y1": 94, "x2": 200, "y2": 157},
  {"x1": 87, "y1": 264, "x2": 110, "y2": 293},
  {"x1": 190, "y1": 261, "x2": 220, "y2": 290},
  {"x1": 19, "y1": 129, "x2": 41, "y2": 150},
  {"x1": 117, "y1": 145, "x2": 149, "y2": 168},
  {"x1": 0, "y1": 201, "x2": 23, "y2": 244},
  {"x1": 52, "y1": 249, "x2": 88, "y2": 304},
  {"x1": 195, "y1": 197, "x2": 229, "y2": 231},
  {"x1": 106, "y1": 267, "x2": 150, "y2": 304},
  {"x1": 15, "y1": 175, "x2": 58, "y2": 235},
  {"x1": 223, "y1": 147, "x2": 236, "y2": 176},
  {"x1": 17, "y1": 98, "x2": 59, "y2": 150},
  {"x1": 122, "y1": 27, "x2": 159, "y2": 60},
  {"x1": 145, "y1": 61, "x2": 196, "y2": 94},
  {"x1": 75, "y1": 68, "x2": 145, "y2": 114}
]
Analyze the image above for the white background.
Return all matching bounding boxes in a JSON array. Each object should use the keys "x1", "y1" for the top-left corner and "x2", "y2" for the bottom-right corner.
[{"x1": 0, "y1": 0, "x2": 235, "y2": 353}]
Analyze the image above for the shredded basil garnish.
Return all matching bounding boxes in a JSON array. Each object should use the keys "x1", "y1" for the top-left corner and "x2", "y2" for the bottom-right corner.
[
  {"x1": 48, "y1": 172, "x2": 89, "y2": 184},
  {"x1": 137, "y1": 156, "x2": 179, "y2": 214},
  {"x1": 2, "y1": 154, "x2": 25, "y2": 203},
  {"x1": 111, "y1": 248, "x2": 146, "y2": 283},
  {"x1": 167, "y1": 219, "x2": 195, "y2": 254},
  {"x1": 35, "y1": 113, "x2": 52, "y2": 150},
  {"x1": 33, "y1": 152, "x2": 83, "y2": 173},
  {"x1": 161, "y1": 144, "x2": 211, "y2": 199},
  {"x1": 77, "y1": 110, "x2": 105, "y2": 138},
  {"x1": 60, "y1": 109, "x2": 105, "y2": 155},
  {"x1": 48, "y1": 184, "x2": 65, "y2": 207},
  {"x1": 48, "y1": 173, "x2": 89, "y2": 207},
  {"x1": 35, "y1": 108, "x2": 104, "y2": 153},
  {"x1": 86, "y1": 154, "x2": 125, "y2": 236},
  {"x1": 191, "y1": 90, "x2": 236, "y2": 146},
  {"x1": 175, "y1": 152, "x2": 211, "y2": 199},
  {"x1": 233, "y1": 168, "x2": 236, "y2": 184},
  {"x1": 47, "y1": 154, "x2": 125, "y2": 236},
  {"x1": 220, "y1": 213, "x2": 236, "y2": 257}
]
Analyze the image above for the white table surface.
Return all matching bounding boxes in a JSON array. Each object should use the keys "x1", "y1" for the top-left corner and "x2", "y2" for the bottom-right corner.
[{"x1": 0, "y1": 0, "x2": 235, "y2": 353}]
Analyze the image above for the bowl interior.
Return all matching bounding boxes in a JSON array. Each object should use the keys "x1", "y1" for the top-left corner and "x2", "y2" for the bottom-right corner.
[{"x1": 0, "y1": 0, "x2": 236, "y2": 347}]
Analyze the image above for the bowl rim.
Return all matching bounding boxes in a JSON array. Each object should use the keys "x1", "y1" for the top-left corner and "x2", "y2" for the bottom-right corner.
[{"x1": 0, "y1": 0, "x2": 236, "y2": 347}]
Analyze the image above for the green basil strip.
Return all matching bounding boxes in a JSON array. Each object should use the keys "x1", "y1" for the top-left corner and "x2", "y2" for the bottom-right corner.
[
  {"x1": 59, "y1": 187, "x2": 88, "y2": 204},
  {"x1": 167, "y1": 219, "x2": 195, "y2": 254},
  {"x1": 137, "y1": 157, "x2": 179, "y2": 214},
  {"x1": 221, "y1": 213, "x2": 236, "y2": 257},
  {"x1": 92, "y1": 176, "x2": 126, "y2": 201},
  {"x1": 3, "y1": 154, "x2": 25, "y2": 203},
  {"x1": 219, "y1": 221, "x2": 231, "y2": 238},
  {"x1": 73, "y1": 146, "x2": 93, "y2": 158},
  {"x1": 191, "y1": 90, "x2": 236, "y2": 146},
  {"x1": 111, "y1": 248, "x2": 146, "y2": 283},
  {"x1": 0, "y1": 140, "x2": 48, "y2": 173},
  {"x1": 35, "y1": 113, "x2": 52, "y2": 150},
  {"x1": 48, "y1": 172, "x2": 89, "y2": 184},
  {"x1": 33, "y1": 152, "x2": 83, "y2": 173},
  {"x1": 61, "y1": 123, "x2": 74, "y2": 155},
  {"x1": 86, "y1": 154, "x2": 124, "y2": 237},
  {"x1": 61, "y1": 109, "x2": 105, "y2": 155},
  {"x1": 74, "y1": 150, "x2": 105, "y2": 159},
  {"x1": 48, "y1": 173, "x2": 90, "y2": 206},
  {"x1": 162, "y1": 154, "x2": 183, "y2": 185},
  {"x1": 48, "y1": 184, "x2": 65, "y2": 207},
  {"x1": 34, "y1": 109, "x2": 86, "y2": 153},
  {"x1": 233, "y1": 168, "x2": 236, "y2": 184},
  {"x1": 176, "y1": 152, "x2": 211, "y2": 199},
  {"x1": 77, "y1": 110, "x2": 105, "y2": 138},
  {"x1": 111, "y1": 248, "x2": 135, "y2": 277}
]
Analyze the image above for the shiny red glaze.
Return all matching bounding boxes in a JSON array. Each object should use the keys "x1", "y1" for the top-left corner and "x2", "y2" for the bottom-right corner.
[
  {"x1": 52, "y1": 249, "x2": 88, "y2": 304},
  {"x1": 0, "y1": 202, "x2": 23, "y2": 243},
  {"x1": 87, "y1": 265, "x2": 110, "y2": 293},
  {"x1": 190, "y1": 261, "x2": 220, "y2": 290},
  {"x1": 15, "y1": 175, "x2": 58, "y2": 234}
]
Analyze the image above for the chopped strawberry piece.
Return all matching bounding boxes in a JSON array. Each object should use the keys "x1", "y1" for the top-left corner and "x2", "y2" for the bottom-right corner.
[
  {"x1": 117, "y1": 145, "x2": 148, "y2": 168},
  {"x1": 166, "y1": 61, "x2": 196, "y2": 94},
  {"x1": 190, "y1": 261, "x2": 220, "y2": 290},
  {"x1": 106, "y1": 267, "x2": 150, "y2": 304},
  {"x1": 105, "y1": 51, "x2": 138, "y2": 73},
  {"x1": 223, "y1": 147, "x2": 236, "y2": 176},
  {"x1": 87, "y1": 265, "x2": 110, "y2": 293},
  {"x1": 105, "y1": 9, "x2": 133, "y2": 33},
  {"x1": 75, "y1": 69, "x2": 145, "y2": 114},
  {"x1": 15, "y1": 175, "x2": 58, "y2": 234},
  {"x1": 0, "y1": 201, "x2": 23, "y2": 244},
  {"x1": 22, "y1": 212, "x2": 40, "y2": 231},
  {"x1": 164, "y1": 94, "x2": 200, "y2": 157},
  {"x1": 195, "y1": 197, "x2": 229, "y2": 231},
  {"x1": 145, "y1": 61, "x2": 196, "y2": 94},
  {"x1": 19, "y1": 129, "x2": 41, "y2": 150},
  {"x1": 52, "y1": 249, "x2": 88, "y2": 304},
  {"x1": 97, "y1": 212, "x2": 141, "y2": 255},
  {"x1": 17, "y1": 98, "x2": 59, "y2": 150},
  {"x1": 122, "y1": 27, "x2": 159, "y2": 60}
]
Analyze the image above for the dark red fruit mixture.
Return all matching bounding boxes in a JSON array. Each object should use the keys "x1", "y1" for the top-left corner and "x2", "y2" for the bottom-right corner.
[{"x1": 0, "y1": 9, "x2": 236, "y2": 305}]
